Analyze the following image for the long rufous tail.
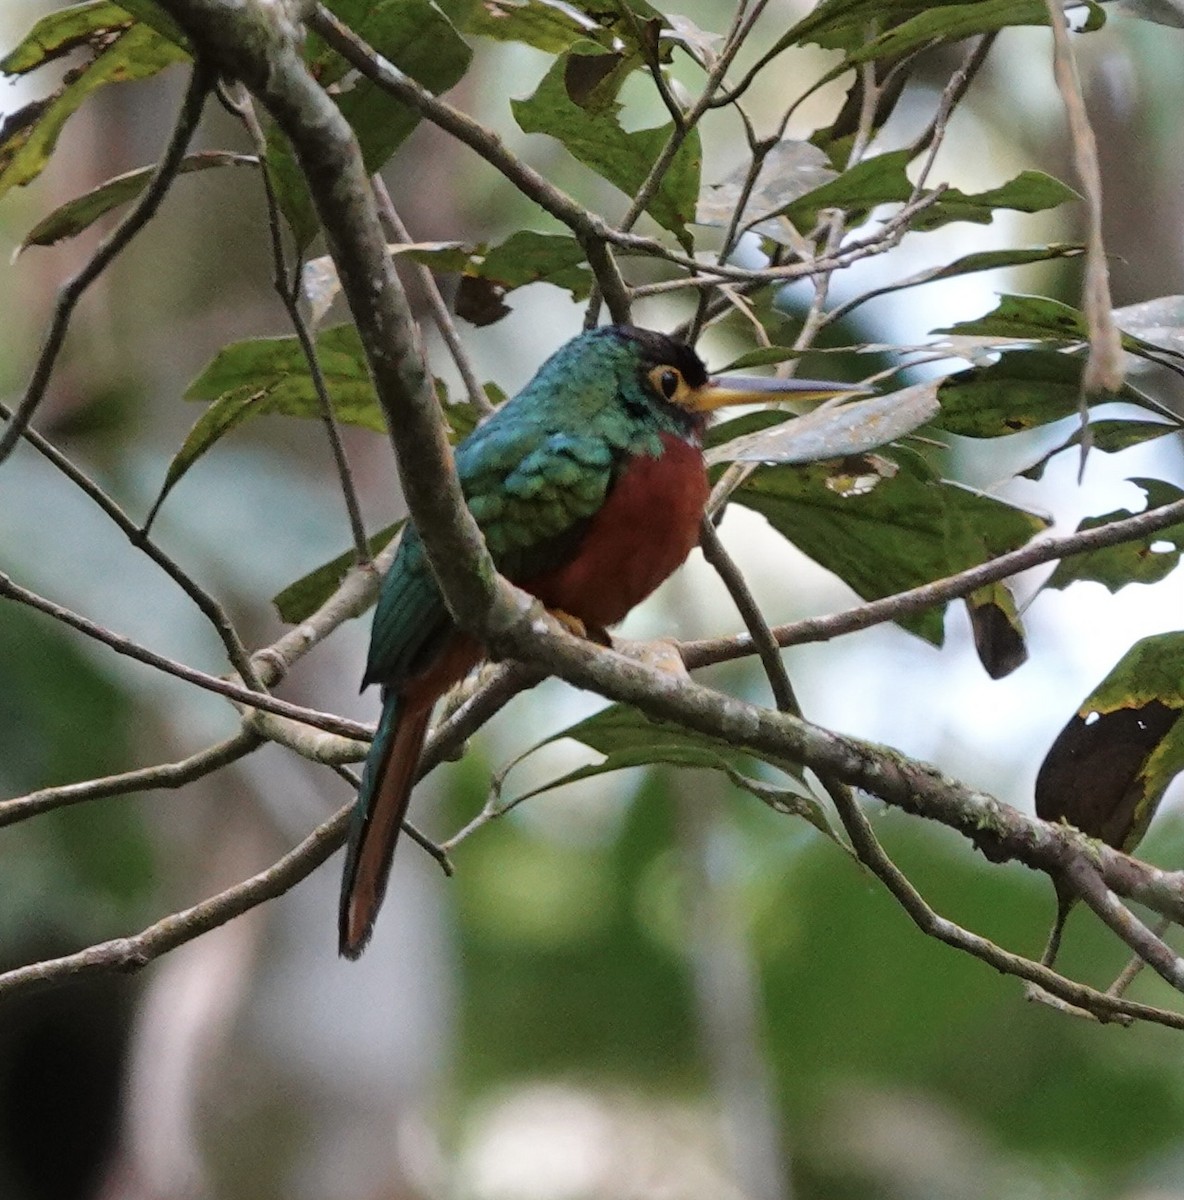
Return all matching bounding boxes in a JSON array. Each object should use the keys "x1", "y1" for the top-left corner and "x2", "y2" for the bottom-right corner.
[{"x1": 338, "y1": 691, "x2": 434, "y2": 958}]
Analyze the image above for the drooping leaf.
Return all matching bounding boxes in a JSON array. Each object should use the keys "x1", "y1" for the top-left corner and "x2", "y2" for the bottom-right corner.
[
  {"x1": 512, "y1": 45, "x2": 701, "y2": 248},
  {"x1": 18, "y1": 151, "x2": 256, "y2": 250},
  {"x1": 833, "y1": 244, "x2": 1085, "y2": 320},
  {"x1": 730, "y1": 452, "x2": 1048, "y2": 643},
  {"x1": 966, "y1": 582, "x2": 1028, "y2": 679},
  {"x1": 844, "y1": 1, "x2": 1105, "y2": 63},
  {"x1": 707, "y1": 382, "x2": 939, "y2": 467},
  {"x1": 273, "y1": 522, "x2": 403, "y2": 624},
  {"x1": 1045, "y1": 479, "x2": 1184, "y2": 593},
  {"x1": 1019, "y1": 417, "x2": 1179, "y2": 481},
  {"x1": 270, "y1": 0, "x2": 473, "y2": 247},
  {"x1": 0, "y1": 21, "x2": 188, "y2": 200},
  {"x1": 1115, "y1": 0, "x2": 1184, "y2": 27},
  {"x1": 498, "y1": 703, "x2": 850, "y2": 850},
  {"x1": 150, "y1": 325, "x2": 383, "y2": 515},
  {"x1": 759, "y1": 0, "x2": 1102, "y2": 74},
  {"x1": 1036, "y1": 631, "x2": 1184, "y2": 854}
]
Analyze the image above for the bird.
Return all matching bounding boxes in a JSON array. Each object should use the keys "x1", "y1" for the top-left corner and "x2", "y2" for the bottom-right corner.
[{"x1": 339, "y1": 324, "x2": 855, "y2": 958}]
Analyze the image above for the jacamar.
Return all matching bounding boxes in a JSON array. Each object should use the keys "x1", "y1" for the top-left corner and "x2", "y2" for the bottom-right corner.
[{"x1": 340, "y1": 324, "x2": 853, "y2": 957}]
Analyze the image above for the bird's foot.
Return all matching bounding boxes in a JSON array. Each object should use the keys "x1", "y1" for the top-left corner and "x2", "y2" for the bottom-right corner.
[{"x1": 548, "y1": 609, "x2": 612, "y2": 647}]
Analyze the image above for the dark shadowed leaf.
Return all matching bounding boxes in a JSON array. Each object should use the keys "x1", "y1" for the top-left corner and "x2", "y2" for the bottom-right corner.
[
  {"x1": 18, "y1": 151, "x2": 256, "y2": 249},
  {"x1": 0, "y1": 22, "x2": 188, "y2": 200},
  {"x1": 966, "y1": 582, "x2": 1028, "y2": 679},
  {"x1": 1036, "y1": 632, "x2": 1184, "y2": 854},
  {"x1": 457, "y1": 275, "x2": 513, "y2": 326},
  {"x1": 273, "y1": 522, "x2": 404, "y2": 624},
  {"x1": 731, "y1": 452, "x2": 1048, "y2": 643},
  {"x1": 1045, "y1": 479, "x2": 1184, "y2": 593},
  {"x1": 512, "y1": 46, "x2": 700, "y2": 247}
]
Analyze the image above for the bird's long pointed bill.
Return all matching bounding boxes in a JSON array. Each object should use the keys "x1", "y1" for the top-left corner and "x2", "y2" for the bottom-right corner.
[{"x1": 688, "y1": 374, "x2": 868, "y2": 412}]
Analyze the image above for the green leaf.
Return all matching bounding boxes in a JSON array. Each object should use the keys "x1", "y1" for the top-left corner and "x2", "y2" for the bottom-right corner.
[
  {"x1": 273, "y1": 522, "x2": 403, "y2": 624},
  {"x1": 512, "y1": 47, "x2": 701, "y2": 248},
  {"x1": 1017, "y1": 417, "x2": 1179, "y2": 481},
  {"x1": 760, "y1": 0, "x2": 1102, "y2": 73},
  {"x1": 1045, "y1": 478, "x2": 1184, "y2": 593},
  {"x1": 938, "y1": 351, "x2": 1094, "y2": 437},
  {"x1": 0, "y1": 0, "x2": 132, "y2": 73},
  {"x1": 731, "y1": 453, "x2": 1048, "y2": 643},
  {"x1": 271, "y1": 0, "x2": 473, "y2": 248},
  {"x1": 1036, "y1": 631, "x2": 1184, "y2": 854},
  {"x1": 461, "y1": 0, "x2": 609, "y2": 51},
  {"x1": 845, "y1": 2, "x2": 1105, "y2": 64},
  {"x1": 474, "y1": 230, "x2": 593, "y2": 298},
  {"x1": 499, "y1": 703, "x2": 850, "y2": 850},
  {"x1": 910, "y1": 170, "x2": 1080, "y2": 232},
  {"x1": 18, "y1": 151, "x2": 256, "y2": 250},
  {"x1": 770, "y1": 148, "x2": 914, "y2": 234},
  {"x1": 151, "y1": 325, "x2": 382, "y2": 514},
  {"x1": 0, "y1": 21, "x2": 188, "y2": 200}
]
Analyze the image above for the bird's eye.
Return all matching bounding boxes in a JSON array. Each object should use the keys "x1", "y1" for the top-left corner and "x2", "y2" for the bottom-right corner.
[{"x1": 658, "y1": 369, "x2": 680, "y2": 399}]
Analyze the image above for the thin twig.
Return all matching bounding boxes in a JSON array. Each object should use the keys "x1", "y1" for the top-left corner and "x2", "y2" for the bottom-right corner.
[
  {"x1": 680, "y1": 493, "x2": 1184, "y2": 668},
  {"x1": 698, "y1": 516, "x2": 798, "y2": 715},
  {"x1": 0, "y1": 400, "x2": 263, "y2": 690},
  {"x1": 0, "y1": 730, "x2": 261, "y2": 828},
  {"x1": 0, "y1": 65, "x2": 212, "y2": 468},
  {"x1": 371, "y1": 174, "x2": 493, "y2": 416},
  {"x1": 0, "y1": 572, "x2": 371, "y2": 741},
  {"x1": 820, "y1": 778, "x2": 1170, "y2": 1027},
  {"x1": 219, "y1": 84, "x2": 371, "y2": 561},
  {"x1": 0, "y1": 799, "x2": 353, "y2": 1000}
]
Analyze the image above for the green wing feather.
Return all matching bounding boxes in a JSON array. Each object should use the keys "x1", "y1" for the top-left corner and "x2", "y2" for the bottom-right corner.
[{"x1": 363, "y1": 423, "x2": 620, "y2": 688}]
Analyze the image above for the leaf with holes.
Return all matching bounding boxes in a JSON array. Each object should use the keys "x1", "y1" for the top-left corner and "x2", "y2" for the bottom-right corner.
[
  {"x1": 1045, "y1": 479, "x2": 1184, "y2": 593},
  {"x1": 0, "y1": 21, "x2": 188, "y2": 200},
  {"x1": 1036, "y1": 632, "x2": 1184, "y2": 854}
]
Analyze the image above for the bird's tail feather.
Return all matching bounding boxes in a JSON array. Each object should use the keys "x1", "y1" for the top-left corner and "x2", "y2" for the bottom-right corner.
[{"x1": 338, "y1": 692, "x2": 433, "y2": 959}]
